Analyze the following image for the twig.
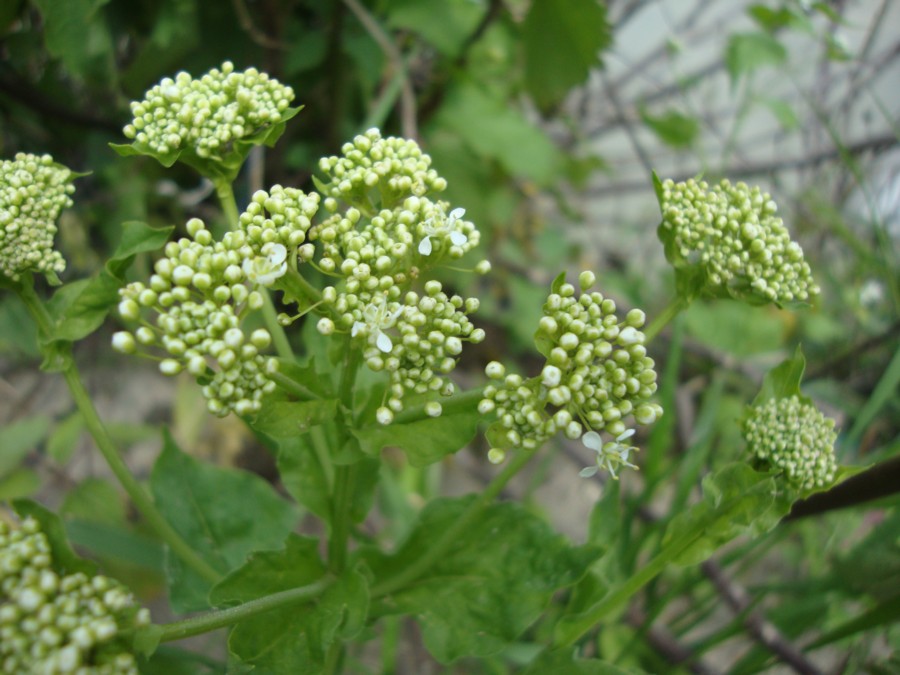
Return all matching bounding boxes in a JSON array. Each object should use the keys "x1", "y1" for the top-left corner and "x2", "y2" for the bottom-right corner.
[
  {"x1": 626, "y1": 605, "x2": 721, "y2": 675},
  {"x1": 342, "y1": 0, "x2": 417, "y2": 140},
  {"x1": 701, "y1": 559, "x2": 823, "y2": 675},
  {"x1": 230, "y1": 0, "x2": 287, "y2": 50}
]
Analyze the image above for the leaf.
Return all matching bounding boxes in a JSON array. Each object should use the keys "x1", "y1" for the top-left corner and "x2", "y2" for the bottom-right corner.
[
  {"x1": 353, "y1": 406, "x2": 480, "y2": 467},
  {"x1": 0, "y1": 414, "x2": 49, "y2": 477},
  {"x1": 365, "y1": 497, "x2": 598, "y2": 663},
  {"x1": 46, "y1": 411, "x2": 85, "y2": 463},
  {"x1": 32, "y1": 0, "x2": 115, "y2": 83},
  {"x1": 660, "y1": 462, "x2": 792, "y2": 566},
  {"x1": 523, "y1": 0, "x2": 611, "y2": 112},
  {"x1": 751, "y1": 344, "x2": 806, "y2": 406},
  {"x1": 0, "y1": 467, "x2": 40, "y2": 500},
  {"x1": 60, "y1": 477, "x2": 125, "y2": 526},
  {"x1": 524, "y1": 649, "x2": 644, "y2": 674},
  {"x1": 725, "y1": 31, "x2": 788, "y2": 84},
  {"x1": 46, "y1": 221, "x2": 174, "y2": 345},
  {"x1": 277, "y1": 435, "x2": 333, "y2": 525},
  {"x1": 683, "y1": 300, "x2": 787, "y2": 357},
  {"x1": 251, "y1": 399, "x2": 340, "y2": 439},
  {"x1": 759, "y1": 97, "x2": 800, "y2": 130},
  {"x1": 387, "y1": 0, "x2": 486, "y2": 57},
  {"x1": 432, "y1": 81, "x2": 566, "y2": 185},
  {"x1": 639, "y1": 107, "x2": 699, "y2": 149},
  {"x1": 150, "y1": 431, "x2": 300, "y2": 613},
  {"x1": 220, "y1": 539, "x2": 368, "y2": 674},
  {"x1": 0, "y1": 294, "x2": 39, "y2": 357},
  {"x1": 12, "y1": 499, "x2": 97, "y2": 576}
]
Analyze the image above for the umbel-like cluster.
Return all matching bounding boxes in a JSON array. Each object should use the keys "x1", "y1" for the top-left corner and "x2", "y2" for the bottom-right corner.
[
  {"x1": 480, "y1": 272, "x2": 663, "y2": 476},
  {"x1": 0, "y1": 516, "x2": 148, "y2": 674},
  {"x1": 657, "y1": 177, "x2": 820, "y2": 306},
  {"x1": 743, "y1": 395, "x2": 838, "y2": 492},
  {"x1": 0, "y1": 153, "x2": 75, "y2": 282},
  {"x1": 112, "y1": 218, "x2": 279, "y2": 417},
  {"x1": 122, "y1": 61, "x2": 294, "y2": 159}
]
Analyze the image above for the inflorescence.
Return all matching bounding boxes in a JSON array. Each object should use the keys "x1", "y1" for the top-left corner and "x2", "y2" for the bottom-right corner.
[
  {"x1": 657, "y1": 177, "x2": 819, "y2": 306},
  {"x1": 122, "y1": 61, "x2": 294, "y2": 160},
  {"x1": 480, "y1": 271, "x2": 663, "y2": 478},
  {"x1": 743, "y1": 395, "x2": 838, "y2": 492},
  {"x1": 113, "y1": 218, "x2": 279, "y2": 417},
  {"x1": 0, "y1": 153, "x2": 75, "y2": 282},
  {"x1": 0, "y1": 516, "x2": 148, "y2": 674}
]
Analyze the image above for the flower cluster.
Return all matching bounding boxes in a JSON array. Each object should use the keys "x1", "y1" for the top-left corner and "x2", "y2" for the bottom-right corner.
[
  {"x1": 0, "y1": 153, "x2": 75, "y2": 282},
  {"x1": 743, "y1": 395, "x2": 838, "y2": 491},
  {"x1": 112, "y1": 218, "x2": 278, "y2": 417},
  {"x1": 0, "y1": 516, "x2": 148, "y2": 674},
  {"x1": 238, "y1": 185, "x2": 321, "y2": 261},
  {"x1": 480, "y1": 272, "x2": 663, "y2": 476},
  {"x1": 657, "y1": 177, "x2": 819, "y2": 306},
  {"x1": 317, "y1": 128, "x2": 448, "y2": 207},
  {"x1": 122, "y1": 61, "x2": 294, "y2": 159}
]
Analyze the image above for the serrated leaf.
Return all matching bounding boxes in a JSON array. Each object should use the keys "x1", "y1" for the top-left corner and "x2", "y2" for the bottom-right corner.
[
  {"x1": 150, "y1": 431, "x2": 300, "y2": 613},
  {"x1": 387, "y1": 0, "x2": 486, "y2": 57},
  {"x1": 12, "y1": 499, "x2": 97, "y2": 576},
  {"x1": 639, "y1": 107, "x2": 699, "y2": 149},
  {"x1": 725, "y1": 31, "x2": 788, "y2": 84},
  {"x1": 0, "y1": 414, "x2": 49, "y2": 477},
  {"x1": 366, "y1": 497, "x2": 598, "y2": 663},
  {"x1": 32, "y1": 0, "x2": 115, "y2": 83},
  {"x1": 523, "y1": 0, "x2": 611, "y2": 112},
  {"x1": 353, "y1": 406, "x2": 480, "y2": 467}
]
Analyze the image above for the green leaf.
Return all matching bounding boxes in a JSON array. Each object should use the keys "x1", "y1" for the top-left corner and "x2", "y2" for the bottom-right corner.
[
  {"x1": 46, "y1": 221, "x2": 174, "y2": 345},
  {"x1": 0, "y1": 467, "x2": 40, "y2": 500},
  {"x1": 759, "y1": 96, "x2": 800, "y2": 130},
  {"x1": 0, "y1": 294, "x2": 39, "y2": 357},
  {"x1": 46, "y1": 411, "x2": 85, "y2": 463},
  {"x1": 220, "y1": 539, "x2": 368, "y2": 674},
  {"x1": 277, "y1": 435, "x2": 333, "y2": 525},
  {"x1": 751, "y1": 344, "x2": 806, "y2": 406},
  {"x1": 683, "y1": 300, "x2": 787, "y2": 357},
  {"x1": 210, "y1": 534, "x2": 325, "y2": 606},
  {"x1": 432, "y1": 81, "x2": 566, "y2": 185},
  {"x1": 725, "y1": 31, "x2": 788, "y2": 84},
  {"x1": 366, "y1": 497, "x2": 598, "y2": 663},
  {"x1": 0, "y1": 414, "x2": 49, "y2": 477},
  {"x1": 60, "y1": 477, "x2": 125, "y2": 526},
  {"x1": 660, "y1": 463, "x2": 792, "y2": 566},
  {"x1": 523, "y1": 0, "x2": 611, "y2": 112},
  {"x1": 12, "y1": 499, "x2": 97, "y2": 576},
  {"x1": 32, "y1": 0, "x2": 115, "y2": 83},
  {"x1": 353, "y1": 406, "x2": 480, "y2": 467},
  {"x1": 639, "y1": 107, "x2": 699, "y2": 149},
  {"x1": 64, "y1": 518, "x2": 164, "y2": 572},
  {"x1": 387, "y1": 0, "x2": 486, "y2": 57},
  {"x1": 150, "y1": 431, "x2": 300, "y2": 613},
  {"x1": 251, "y1": 399, "x2": 340, "y2": 439}
]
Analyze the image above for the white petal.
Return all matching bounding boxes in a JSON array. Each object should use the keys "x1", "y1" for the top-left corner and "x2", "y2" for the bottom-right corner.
[
  {"x1": 582, "y1": 431, "x2": 603, "y2": 451},
  {"x1": 267, "y1": 243, "x2": 288, "y2": 265},
  {"x1": 449, "y1": 230, "x2": 468, "y2": 246},
  {"x1": 418, "y1": 236, "x2": 433, "y2": 255},
  {"x1": 376, "y1": 331, "x2": 393, "y2": 353},
  {"x1": 449, "y1": 207, "x2": 465, "y2": 221},
  {"x1": 351, "y1": 321, "x2": 364, "y2": 337},
  {"x1": 242, "y1": 258, "x2": 257, "y2": 281},
  {"x1": 617, "y1": 429, "x2": 636, "y2": 441},
  {"x1": 579, "y1": 466, "x2": 599, "y2": 478}
]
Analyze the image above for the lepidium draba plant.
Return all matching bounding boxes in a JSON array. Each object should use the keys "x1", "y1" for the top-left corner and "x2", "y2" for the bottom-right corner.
[{"x1": 1, "y1": 62, "x2": 853, "y2": 673}]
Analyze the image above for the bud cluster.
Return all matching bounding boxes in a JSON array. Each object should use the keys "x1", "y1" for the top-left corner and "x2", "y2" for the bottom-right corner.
[
  {"x1": 122, "y1": 61, "x2": 294, "y2": 159},
  {"x1": 480, "y1": 272, "x2": 662, "y2": 472},
  {"x1": 112, "y1": 218, "x2": 278, "y2": 417},
  {"x1": 317, "y1": 128, "x2": 448, "y2": 208},
  {"x1": 743, "y1": 395, "x2": 838, "y2": 491},
  {"x1": 0, "y1": 516, "x2": 148, "y2": 674},
  {"x1": 0, "y1": 153, "x2": 74, "y2": 281},
  {"x1": 238, "y1": 185, "x2": 321, "y2": 261},
  {"x1": 657, "y1": 177, "x2": 819, "y2": 306}
]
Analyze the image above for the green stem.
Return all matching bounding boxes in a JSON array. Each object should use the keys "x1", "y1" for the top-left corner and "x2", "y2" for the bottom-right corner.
[
  {"x1": 16, "y1": 281, "x2": 222, "y2": 585},
  {"x1": 371, "y1": 446, "x2": 537, "y2": 598},
  {"x1": 158, "y1": 577, "x2": 333, "y2": 642},
  {"x1": 327, "y1": 343, "x2": 362, "y2": 574},
  {"x1": 279, "y1": 267, "x2": 324, "y2": 306},
  {"x1": 213, "y1": 177, "x2": 240, "y2": 230},
  {"x1": 644, "y1": 296, "x2": 688, "y2": 342},
  {"x1": 269, "y1": 370, "x2": 319, "y2": 401},
  {"x1": 553, "y1": 529, "x2": 702, "y2": 649}
]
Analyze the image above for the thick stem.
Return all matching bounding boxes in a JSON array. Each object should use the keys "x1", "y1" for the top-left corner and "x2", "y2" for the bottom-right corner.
[
  {"x1": 644, "y1": 296, "x2": 688, "y2": 342},
  {"x1": 16, "y1": 282, "x2": 222, "y2": 585},
  {"x1": 158, "y1": 577, "x2": 332, "y2": 642},
  {"x1": 371, "y1": 446, "x2": 537, "y2": 598}
]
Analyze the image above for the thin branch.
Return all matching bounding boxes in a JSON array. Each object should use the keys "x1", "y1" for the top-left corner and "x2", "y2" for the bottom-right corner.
[
  {"x1": 600, "y1": 71, "x2": 655, "y2": 174},
  {"x1": 342, "y1": 0, "x2": 417, "y2": 140},
  {"x1": 701, "y1": 559, "x2": 823, "y2": 675},
  {"x1": 230, "y1": 0, "x2": 287, "y2": 50},
  {"x1": 626, "y1": 605, "x2": 721, "y2": 675}
]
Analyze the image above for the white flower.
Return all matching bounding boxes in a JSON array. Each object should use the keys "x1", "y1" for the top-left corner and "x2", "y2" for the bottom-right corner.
[
  {"x1": 418, "y1": 207, "x2": 468, "y2": 255},
  {"x1": 352, "y1": 297, "x2": 403, "y2": 353},
  {"x1": 579, "y1": 429, "x2": 639, "y2": 480},
  {"x1": 242, "y1": 243, "x2": 288, "y2": 286}
]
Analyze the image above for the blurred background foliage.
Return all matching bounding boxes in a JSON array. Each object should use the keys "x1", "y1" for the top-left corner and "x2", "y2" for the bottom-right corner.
[{"x1": 1, "y1": 0, "x2": 899, "y2": 672}]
